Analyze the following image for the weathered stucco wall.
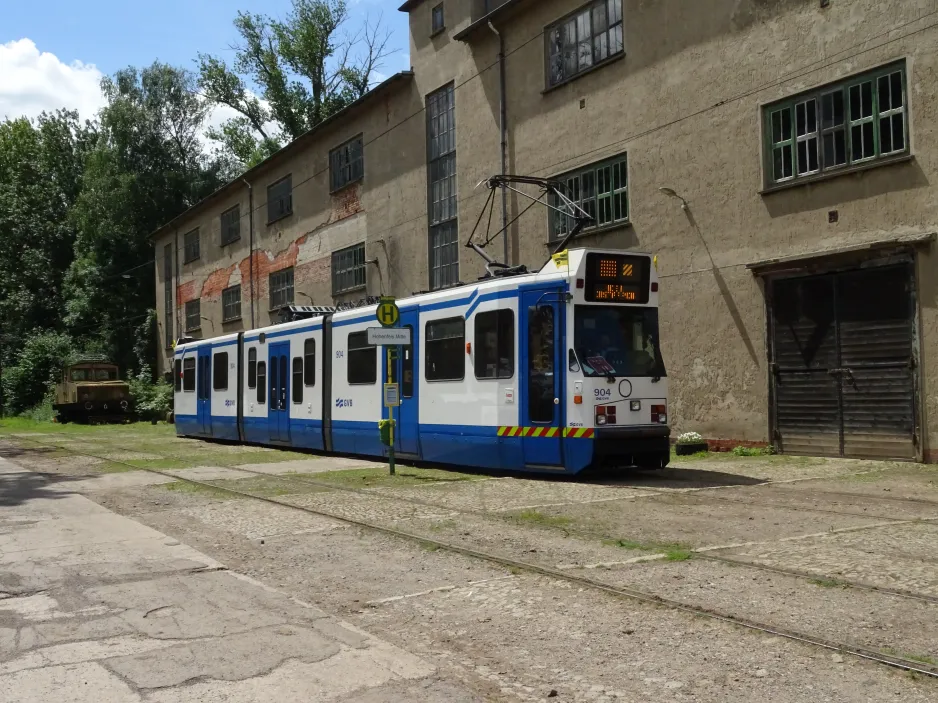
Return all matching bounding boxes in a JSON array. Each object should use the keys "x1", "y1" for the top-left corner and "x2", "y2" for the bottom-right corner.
[{"x1": 156, "y1": 0, "x2": 938, "y2": 457}]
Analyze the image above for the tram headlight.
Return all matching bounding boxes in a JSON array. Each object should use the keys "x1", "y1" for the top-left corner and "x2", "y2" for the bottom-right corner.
[{"x1": 652, "y1": 404, "x2": 667, "y2": 424}]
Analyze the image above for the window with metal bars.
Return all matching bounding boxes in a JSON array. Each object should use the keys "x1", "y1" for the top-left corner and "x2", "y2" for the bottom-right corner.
[
  {"x1": 549, "y1": 154, "x2": 628, "y2": 241},
  {"x1": 332, "y1": 243, "x2": 366, "y2": 294},
  {"x1": 764, "y1": 62, "x2": 908, "y2": 187},
  {"x1": 222, "y1": 285, "x2": 241, "y2": 322},
  {"x1": 220, "y1": 205, "x2": 240, "y2": 245},
  {"x1": 427, "y1": 83, "x2": 458, "y2": 290},
  {"x1": 547, "y1": 0, "x2": 624, "y2": 88},
  {"x1": 185, "y1": 299, "x2": 201, "y2": 332},
  {"x1": 267, "y1": 175, "x2": 293, "y2": 223},
  {"x1": 183, "y1": 228, "x2": 200, "y2": 263},
  {"x1": 329, "y1": 136, "x2": 364, "y2": 192},
  {"x1": 269, "y1": 268, "x2": 294, "y2": 309}
]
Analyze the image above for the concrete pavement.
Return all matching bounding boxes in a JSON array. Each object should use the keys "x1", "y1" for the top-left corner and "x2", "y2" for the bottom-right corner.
[{"x1": 0, "y1": 456, "x2": 477, "y2": 702}]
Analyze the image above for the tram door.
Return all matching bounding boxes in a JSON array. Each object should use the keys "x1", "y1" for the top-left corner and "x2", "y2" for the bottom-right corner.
[
  {"x1": 520, "y1": 287, "x2": 564, "y2": 467},
  {"x1": 268, "y1": 342, "x2": 291, "y2": 442},
  {"x1": 385, "y1": 310, "x2": 419, "y2": 455},
  {"x1": 196, "y1": 347, "x2": 212, "y2": 435}
]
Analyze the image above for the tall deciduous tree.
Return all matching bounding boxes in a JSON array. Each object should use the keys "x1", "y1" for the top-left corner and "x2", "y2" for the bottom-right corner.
[
  {"x1": 198, "y1": 0, "x2": 391, "y2": 173},
  {"x1": 65, "y1": 63, "x2": 223, "y2": 376}
]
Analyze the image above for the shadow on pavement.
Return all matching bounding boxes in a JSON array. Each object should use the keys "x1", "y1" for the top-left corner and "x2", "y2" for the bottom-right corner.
[{"x1": 0, "y1": 444, "x2": 88, "y2": 507}]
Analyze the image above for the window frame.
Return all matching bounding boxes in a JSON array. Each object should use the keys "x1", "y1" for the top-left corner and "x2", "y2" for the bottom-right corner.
[
  {"x1": 548, "y1": 153, "x2": 629, "y2": 242},
  {"x1": 268, "y1": 267, "x2": 295, "y2": 310},
  {"x1": 762, "y1": 61, "x2": 909, "y2": 190},
  {"x1": 248, "y1": 347, "x2": 257, "y2": 389},
  {"x1": 426, "y1": 83, "x2": 459, "y2": 291},
  {"x1": 183, "y1": 357, "x2": 196, "y2": 392},
  {"x1": 303, "y1": 339, "x2": 316, "y2": 387},
  {"x1": 329, "y1": 135, "x2": 364, "y2": 193},
  {"x1": 220, "y1": 204, "x2": 241, "y2": 246},
  {"x1": 425, "y1": 316, "x2": 466, "y2": 383},
  {"x1": 474, "y1": 309, "x2": 515, "y2": 380},
  {"x1": 163, "y1": 244, "x2": 174, "y2": 349},
  {"x1": 332, "y1": 243, "x2": 367, "y2": 295},
  {"x1": 183, "y1": 228, "x2": 200, "y2": 264},
  {"x1": 184, "y1": 299, "x2": 201, "y2": 333},
  {"x1": 292, "y1": 357, "x2": 304, "y2": 404},
  {"x1": 256, "y1": 360, "x2": 267, "y2": 404},
  {"x1": 545, "y1": 0, "x2": 625, "y2": 89},
  {"x1": 266, "y1": 175, "x2": 293, "y2": 224},
  {"x1": 222, "y1": 285, "x2": 242, "y2": 323},
  {"x1": 347, "y1": 331, "x2": 377, "y2": 385},
  {"x1": 213, "y1": 352, "x2": 229, "y2": 391},
  {"x1": 431, "y1": 3, "x2": 445, "y2": 34}
]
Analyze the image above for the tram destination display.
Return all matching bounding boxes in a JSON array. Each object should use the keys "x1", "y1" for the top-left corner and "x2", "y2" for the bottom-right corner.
[{"x1": 583, "y1": 253, "x2": 651, "y2": 303}]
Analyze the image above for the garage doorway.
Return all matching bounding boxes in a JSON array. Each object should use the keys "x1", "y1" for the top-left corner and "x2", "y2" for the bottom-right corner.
[{"x1": 768, "y1": 261, "x2": 918, "y2": 460}]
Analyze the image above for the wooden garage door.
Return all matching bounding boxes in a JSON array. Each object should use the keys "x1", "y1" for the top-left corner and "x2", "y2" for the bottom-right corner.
[{"x1": 769, "y1": 263, "x2": 916, "y2": 460}]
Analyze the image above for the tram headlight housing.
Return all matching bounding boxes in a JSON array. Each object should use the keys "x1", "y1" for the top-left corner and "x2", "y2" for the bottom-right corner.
[{"x1": 652, "y1": 404, "x2": 667, "y2": 424}]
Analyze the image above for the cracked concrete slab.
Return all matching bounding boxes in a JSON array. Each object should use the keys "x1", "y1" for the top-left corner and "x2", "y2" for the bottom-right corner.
[{"x1": 0, "y1": 455, "x2": 449, "y2": 702}]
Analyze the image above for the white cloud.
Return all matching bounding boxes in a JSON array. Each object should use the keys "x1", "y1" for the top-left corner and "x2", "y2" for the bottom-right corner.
[{"x1": 0, "y1": 39, "x2": 106, "y2": 122}]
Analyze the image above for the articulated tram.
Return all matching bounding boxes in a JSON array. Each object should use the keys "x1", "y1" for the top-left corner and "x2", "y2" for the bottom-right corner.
[{"x1": 173, "y1": 248, "x2": 669, "y2": 475}]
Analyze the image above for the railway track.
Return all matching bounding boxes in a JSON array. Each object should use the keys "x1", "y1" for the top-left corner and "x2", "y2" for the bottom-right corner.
[{"x1": 5, "y1": 431, "x2": 938, "y2": 681}]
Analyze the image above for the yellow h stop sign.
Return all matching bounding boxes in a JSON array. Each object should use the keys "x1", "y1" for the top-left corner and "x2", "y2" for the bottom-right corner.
[{"x1": 376, "y1": 297, "x2": 400, "y2": 327}]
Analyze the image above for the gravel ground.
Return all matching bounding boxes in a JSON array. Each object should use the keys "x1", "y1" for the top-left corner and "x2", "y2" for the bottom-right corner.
[{"x1": 4, "y1": 434, "x2": 938, "y2": 701}]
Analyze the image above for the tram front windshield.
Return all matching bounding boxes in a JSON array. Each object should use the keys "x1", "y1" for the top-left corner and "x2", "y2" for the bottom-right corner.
[{"x1": 574, "y1": 306, "x2": 666, "y2": 378}]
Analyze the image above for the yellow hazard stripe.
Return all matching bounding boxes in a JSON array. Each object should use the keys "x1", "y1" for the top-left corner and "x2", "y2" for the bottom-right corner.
[{"x1": 497, "y1": 427, "x2": 595, "y2": 438}]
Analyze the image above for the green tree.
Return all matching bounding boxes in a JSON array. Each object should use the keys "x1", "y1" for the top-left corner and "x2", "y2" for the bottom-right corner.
[
  {"x1": 198, "y1": 0, "x2": 391, "y2": 172},
  {"x1": 65, "y1": 63, "x2": 224, "y2": 377},
  {"x1": 0, "y1": 111, "x2": 93, "y2": 397}
]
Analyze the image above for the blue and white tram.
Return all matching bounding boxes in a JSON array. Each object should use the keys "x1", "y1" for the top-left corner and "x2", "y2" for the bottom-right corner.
[{"x1": 172, "y1": 248, "x2": 670, "y2": 474}]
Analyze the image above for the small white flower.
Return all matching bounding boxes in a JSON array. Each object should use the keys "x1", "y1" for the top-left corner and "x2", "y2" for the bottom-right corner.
[{"x1": 677, "y1": 431, "x2": 703, "y2": 444}]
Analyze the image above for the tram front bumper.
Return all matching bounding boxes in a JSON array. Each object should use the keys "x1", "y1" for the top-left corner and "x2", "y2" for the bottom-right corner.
[{"x1": 592, "y1": 425, "x2": 671, "y2": 465}]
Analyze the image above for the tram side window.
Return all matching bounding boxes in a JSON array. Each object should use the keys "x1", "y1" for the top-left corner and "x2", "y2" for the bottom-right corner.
[
  {"x1": 474, "y1": 310, "x2": 514, "y2": 380},
  {"x1": 292, "y1": 358, "x2": 303, "y2": 403},
  {"x1": 402, "y1": 325, "x2": 414, "y2": 398},
  {"x1": 304, "y1": 339, "x2": 315, "y2": 387},
  {"x1": 247, "y1": 348, "x2": 257, "y2": 388},
  {"x1": 256, "y1": 361, "x2": 266, "y2": 404},
  {"x1": 348, "y1": 332, "x2": 377, "y2": 385},
  {"x1": 213, "y1": 352, "x2": 228, "y2": 391},
  {"x1": 426, "y1": 317, "x2": 465, "y2": 382},
  {"x1": 182, "y1": 357, "x2": 196, "y2": 392},
  {"x1": 174, "y1": 359, "x2": 182, "y2": 392}
]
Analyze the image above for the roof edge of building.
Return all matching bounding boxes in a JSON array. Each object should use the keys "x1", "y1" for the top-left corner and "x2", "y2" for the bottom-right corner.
[
  {"x1": 453, "y1": 0, "x2": 530, "y2": 41},
  {"x1": 148, "y1": 70, "x2": 415, "y2": 243}
]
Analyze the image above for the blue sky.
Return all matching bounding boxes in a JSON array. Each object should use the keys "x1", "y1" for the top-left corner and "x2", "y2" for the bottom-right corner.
[{"x1": 0, "y1": 0, "x2": 411, "y2": 121}]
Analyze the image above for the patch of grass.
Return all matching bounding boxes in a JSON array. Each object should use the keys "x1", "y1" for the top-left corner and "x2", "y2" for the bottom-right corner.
[
  {"x1": 664, "y1": 548, "x2": 693, "y2": 562},
  {"x1": 511, "y1": 509, "x2": 572, "y2": 529},
  {"x1": 603, "y1": 537, "x2": 694, "y2": 561},
  {"x1": 809, "y1": 577, "x2": 849, "y2": 589},
  {"x1": 212, "y1": 475, "x2": 331, "y2": 498},
  {"x1": 426, "y1": 519, "x2": 458, "y2": 533},
  {"x1": 161, "y1": 481, "x2": 239, "y2": 499},
  {"x1": 882, "y1": 647, "x2": 938, "y2": 667},
  {"x1": 419, "y1": 540, "x2": 441, "y2": 552},
  {"x1": 308, "y1": 467, "x2": 482, "y2": 489}
]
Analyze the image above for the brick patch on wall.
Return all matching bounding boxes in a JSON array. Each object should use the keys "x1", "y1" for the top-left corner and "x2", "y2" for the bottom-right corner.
[
  {"x1": 176, "y1": 280, "x2": 197, "y2": 306},
  {"x1": 201, "y1": 264, "x2": 238, "y2": 299},
  {"x1": 331, "y1": 184, "x2": 363, "y2": 222}
]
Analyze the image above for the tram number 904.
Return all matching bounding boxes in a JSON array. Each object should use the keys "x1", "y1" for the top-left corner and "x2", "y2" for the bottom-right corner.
[{"x1": 594, "y1": 388, "x2": 611, "y2": 399}]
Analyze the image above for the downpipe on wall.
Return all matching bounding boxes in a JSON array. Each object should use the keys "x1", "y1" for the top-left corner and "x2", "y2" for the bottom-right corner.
[{"x1": 489, "y1": 21, "x2": 510, "y2": 266}]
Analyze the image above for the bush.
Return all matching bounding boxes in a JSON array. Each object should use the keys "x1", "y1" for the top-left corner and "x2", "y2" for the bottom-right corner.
[
  {"x1": 731, "y1": 445, "x2": 775, "y2": 457},
  {"x1": 20, "y1": 391, "x2": 55, "y2": 422},
  {"x1": 2, "y1": 332, "x2": 75, "y2": 415},
  {"x1": 128, "y1": 365, "x2": 173, "y2": 421}
]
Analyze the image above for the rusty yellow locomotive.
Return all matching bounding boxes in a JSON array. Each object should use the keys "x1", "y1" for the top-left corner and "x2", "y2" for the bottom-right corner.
[{"x1": 53, "y1": 357, "x2": 134, "y2": 423}]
